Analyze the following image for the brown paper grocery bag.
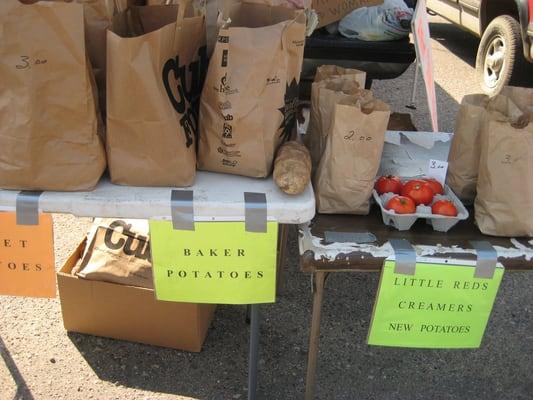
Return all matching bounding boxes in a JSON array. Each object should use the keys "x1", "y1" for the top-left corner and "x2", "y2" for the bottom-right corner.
[
  {"x1": 197, "y1": 2, "x2": 306, "y2": 178},
  {"x1": 446, "y1": 94, "x2": 489, "y2": 202},
  {"x1": 307, "y1": 76, "x2": 364, "y2": 169},
  {"x1": 106, "y1": 2, "x2": 207, "y2": 186},
  {"x1": 475, "y1": 89, "x2": 533, "y2": 237},
  {"x1": 0, "y1": 0, "x2": 106, "y2": 191},
  {"x1": 76, "y1": 218, "x2": 153, "y2": 289},
  {"x1": 313, "y1": 64, "x2": 366, "y2": 86},
  {"x1": 314, "y1": 93, "x2": 390, "y2": 214}
]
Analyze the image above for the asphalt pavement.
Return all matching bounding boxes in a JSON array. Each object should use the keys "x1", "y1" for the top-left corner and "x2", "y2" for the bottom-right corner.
[{"x1": 1, "y1": 17, "x2": 533, "y2": 400}]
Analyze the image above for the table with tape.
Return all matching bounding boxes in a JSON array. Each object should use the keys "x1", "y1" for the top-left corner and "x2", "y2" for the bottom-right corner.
[
  {"x1": 0, "y1": 171, "x2": 316, "y2": 400},
  {"x1": 299, "y1": 211, "x2": 533, "y2": 399},
  {"x1": 298, "y1": 129, "x2": 533, "y2": 400}
]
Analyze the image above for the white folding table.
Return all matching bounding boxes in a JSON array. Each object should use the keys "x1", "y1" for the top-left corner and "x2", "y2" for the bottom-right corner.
[{"x1": 0, "y1": 171, "x2": 316, "y2": 400}]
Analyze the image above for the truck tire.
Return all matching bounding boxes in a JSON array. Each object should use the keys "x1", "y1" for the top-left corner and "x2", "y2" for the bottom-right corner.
[{"x1": 475, "y1": 15, "x2": 526, "y2": 96}]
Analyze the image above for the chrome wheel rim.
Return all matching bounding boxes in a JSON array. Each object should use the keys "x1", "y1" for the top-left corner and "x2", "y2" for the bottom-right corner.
[{"x1": 484, "y1": 35, "x2": 506, "y2": 89}]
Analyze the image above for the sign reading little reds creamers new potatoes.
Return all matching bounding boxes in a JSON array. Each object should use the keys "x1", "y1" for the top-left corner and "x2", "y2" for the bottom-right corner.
[
  {"x1": 368, "y1": 260, "x2": 504, "y2": 348},
  {"x1": 150, "y1": 221, "x2": 278, "y2": 304}
]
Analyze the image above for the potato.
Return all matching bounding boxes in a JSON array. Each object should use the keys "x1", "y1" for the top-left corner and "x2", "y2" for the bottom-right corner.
[{"x1": 273, "y1": 141, "x2": 312, "y2": 195}]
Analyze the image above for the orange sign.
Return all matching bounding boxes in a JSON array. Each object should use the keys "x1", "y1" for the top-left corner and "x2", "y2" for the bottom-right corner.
[{"x1": 0, "y1": 212, "x2": 56, "y2": 298}]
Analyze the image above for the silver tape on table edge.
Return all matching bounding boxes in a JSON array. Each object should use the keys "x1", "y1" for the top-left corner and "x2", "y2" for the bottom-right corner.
[
  {"x1": 16, "y1": 191, "x2": 42, "y2": 226},
  {"x1": 389, "y1": 239, "x2": 416, "y2": 275},
  {"x1": 470, "y1": 240, "x2": 498, "y2": 279},
  {"x1": 171, "y1": 190, "x2": 195, "y2": 231},
  {"x1": 244, "y1": 192, "x2": 267, "y2": 233}
]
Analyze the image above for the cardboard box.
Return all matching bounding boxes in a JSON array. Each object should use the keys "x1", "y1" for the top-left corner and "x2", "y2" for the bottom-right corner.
[
  {"x1": 57, "y1": 241, "x2": 215, "y2": 352},
  {"x1": 313, "y1": 0, "x2": 383, "y2": 28}
]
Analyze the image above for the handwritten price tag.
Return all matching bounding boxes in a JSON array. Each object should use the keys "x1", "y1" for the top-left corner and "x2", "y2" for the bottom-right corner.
[{"x1": 427, "y1": 159, "x2": 448, "y2": 185}]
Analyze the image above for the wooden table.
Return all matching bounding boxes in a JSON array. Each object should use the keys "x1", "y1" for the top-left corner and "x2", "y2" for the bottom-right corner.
[{"x1": 299, "y1": 208, "x2": 533, "y2": 400}]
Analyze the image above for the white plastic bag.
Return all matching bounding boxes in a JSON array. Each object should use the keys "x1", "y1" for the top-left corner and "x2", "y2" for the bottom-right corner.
[{"x1": 338, "y1": 0, "x2": 413, "y2": 41}]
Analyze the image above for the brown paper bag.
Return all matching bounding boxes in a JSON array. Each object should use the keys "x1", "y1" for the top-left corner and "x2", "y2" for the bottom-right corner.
[
  {"x1": 198, "y1": 2, "x2": 306, "y2": 178},
  {"x1": 475, "y1": 89, "x2": 533, "y2": 237},
  {"x1": 446, "y1": 94, "x2": 489, "y2": 202},
  {"x1": 0, "y1": 0, "x2": 106, "y2": 191},
  {"x1": 76, "y1": 219, "x2": 153, "y2": 289},
  {"x1": 18, "y1": 0, "x2": 135, "y2": 120},
  {"x1": 314, "y1": 92, "x2": 390, "y2": 214},
  {"x1": 313, "y1": 65, "x2": 366, "y2": 86},
  {"x1": 106, "y1": 2, "x2": 207, "y2": 186},
  {"x1": 307, "y1": 76, "x2": 364, "y2": 169}
]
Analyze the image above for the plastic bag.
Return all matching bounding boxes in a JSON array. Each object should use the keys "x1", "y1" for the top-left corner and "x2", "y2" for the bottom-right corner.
[{"x1": 338, "y1": 0, "x2": 413, "y2": 41}]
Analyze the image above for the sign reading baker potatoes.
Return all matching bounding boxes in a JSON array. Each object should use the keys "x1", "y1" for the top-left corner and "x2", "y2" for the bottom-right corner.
[
  {"x1": 0, "y1": 212, "x2": 55, "y2": 298},
  {"x1": 368, "y1": 260, "x2": 503, "y2": 348},
  {"x1": 149, "y1": 221, "x2": 278, "y2": 304}
]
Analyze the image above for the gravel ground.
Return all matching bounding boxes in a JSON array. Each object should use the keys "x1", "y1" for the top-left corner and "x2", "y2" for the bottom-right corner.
[{"x1": 2, "y1": 17, "x2": 533, "y2": 400}]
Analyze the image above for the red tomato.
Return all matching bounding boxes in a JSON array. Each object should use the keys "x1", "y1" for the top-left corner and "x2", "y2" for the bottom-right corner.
[
  {"x1": 401, "y1": 180, "x2": 434, "y2": 205},
  {"x1": 385, "y1": 195, "x2": 416, "y2": 214},
  {"x1": 401, "y1": 179, "x2": 427, "y2": 194},
  {"x1": 375, "y1": 175, "x2": 403, "y2": 195},
  {"x1": 431, "y1": 200, "x2": 458, "y2": 216},
  {"x1": 424, "y1": 178, "x2": 444, "y2": 195}
]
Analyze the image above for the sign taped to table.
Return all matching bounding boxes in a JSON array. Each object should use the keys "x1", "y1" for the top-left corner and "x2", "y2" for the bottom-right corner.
[
  {"x1": 0, "y1": 212, "x2": 56, "y2": 298},
  {"x1": 150, "y1": 221, "x2": 278, "y2": 304},
  {"x1": 368, "y1": 259, "x2": 503, "y2": 348}
]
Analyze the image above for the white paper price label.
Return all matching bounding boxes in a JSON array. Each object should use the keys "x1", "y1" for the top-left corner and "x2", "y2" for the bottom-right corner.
[{"x1": 427, "y1": 159, "x2": 448, "y2": 184}]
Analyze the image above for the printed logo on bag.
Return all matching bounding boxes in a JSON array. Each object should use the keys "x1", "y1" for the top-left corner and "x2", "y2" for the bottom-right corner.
[
  {"x1": 292, "y1": 39, "x2": 304, "y2": 47},
  {"x1": 217, "y1": 147, "x2": 241, "y2": 158},
  {"x1": 220, "y1": 139, "x2": 236, "y2": 147},
  {"x1": 162, "y1": 46, "x2": 208, "y2": 148},
  {"x1": 218, "y1": 35, "x2": 229, "y2": 43},
  {"x1": 278, "y1": 79, "x2": 299, "y2": 141},
  {"x1": 221, "y1": 49, "x2": 228, "y2": 67},
  {"x1": 216, "y1": 73, "x2": 238, "y2": 95},
  {"x1": 104, "y1": 220, "x2": 150, "y2": 260},
  {"x1": 222, "y1": 159, "x2": 238, "y2": 167},
  {"x1": 222, "y1": 122, "x2": 233, "y2": 139},
  {"x1": 219, "y1": 100, "x2": 232, "y2": 111},
  {"x1": 266, "y1": 76, "x2": 280, "y2": 86}
]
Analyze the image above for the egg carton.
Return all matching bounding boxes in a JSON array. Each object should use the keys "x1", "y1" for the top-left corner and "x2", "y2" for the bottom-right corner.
[{"x1": 372, "y1": 182, "x2": 469, "y2": 232}]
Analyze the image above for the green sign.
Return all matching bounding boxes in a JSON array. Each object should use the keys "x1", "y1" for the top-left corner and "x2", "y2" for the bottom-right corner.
[
  {"x1": 150, "y1": 220, "x2": 278, "y2": 304},
  {"x1": 368, "y1": 260, "x2": 504, "y2": 348}
]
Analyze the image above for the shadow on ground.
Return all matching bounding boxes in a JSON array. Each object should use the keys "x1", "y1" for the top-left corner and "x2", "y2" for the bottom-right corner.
[
  {"x1": 429, "y1": 22, "x2": 479, "y2": 68},
  {"x1": 69, "y1": 227, "x2": 533, "y2": 400}
]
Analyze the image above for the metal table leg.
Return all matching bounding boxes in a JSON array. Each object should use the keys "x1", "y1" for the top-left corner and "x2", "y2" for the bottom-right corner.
[
  {"x1": 305, "y1": 271, "x2": 326, "y2": 400},
  {"x1": 248, "y1": 304, "x2": 260, "y2": 400},
  {"x1": 276, "y1": 224, "x2": 289, "y2": 294}
]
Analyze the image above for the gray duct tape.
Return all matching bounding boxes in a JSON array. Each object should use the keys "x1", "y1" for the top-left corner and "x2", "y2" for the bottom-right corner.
[
  {"x1": 470, "y1": 241, "x2": 498, "y2": 279},
  {"x1": 171, "y1": 190, "x2": 194, "y2": 231},
  {"x1": 389, "y1": 239, "x2": 416, "y2": 275},
  {"x1": 324, "y1": 231, "x2": 377, "y2": 244},
  {"x1": 16, "y1": 191, "x2": 42, "y2": 226},
  {"x1": 244, "y1": 192, "x2": 267, "y2": 233}
]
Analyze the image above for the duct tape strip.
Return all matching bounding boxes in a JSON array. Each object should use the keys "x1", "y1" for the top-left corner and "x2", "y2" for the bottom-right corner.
[
  {"x1": 324, "y1": 231, "x2": 377, "y2": 244},
  {"x1": 470, "y1": 241, "x2": 498, "y2": 279},
  {"x1": 389, "y1": 239, "x2": 416, "y2": 275},
  {"x1": 244, "y1": 192, "x2": 267, "y2": 233},
  {"x1": 171, "y1": 190, "x2": 194, "y2": 231},
  {"x1": 16, "y1": 191, "x2": 42, "y2": 226}
]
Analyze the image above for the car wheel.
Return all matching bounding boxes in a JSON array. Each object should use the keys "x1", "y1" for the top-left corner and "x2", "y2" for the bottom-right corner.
[{"x1": 475, "y1": 15, "x2": 526, "y2": 96}]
